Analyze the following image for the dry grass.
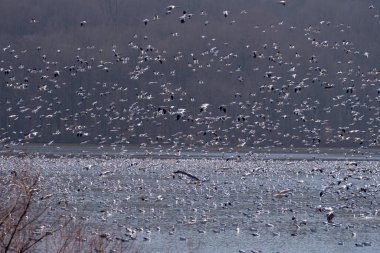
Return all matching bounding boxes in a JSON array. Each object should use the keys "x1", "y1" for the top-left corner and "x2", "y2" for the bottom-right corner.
[{"x1": 0, "y1": 169, "x2": 135, "y2": 253}]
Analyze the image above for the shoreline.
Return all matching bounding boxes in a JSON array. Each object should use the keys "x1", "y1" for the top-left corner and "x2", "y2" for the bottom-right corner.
[{"x1": 1, "y1": 143, "x2": 380, "y2": 161}]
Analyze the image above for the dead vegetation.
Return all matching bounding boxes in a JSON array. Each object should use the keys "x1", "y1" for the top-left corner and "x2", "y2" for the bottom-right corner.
[{"x1": 0, "y1": 169, "x2": 135, "y2": 253}]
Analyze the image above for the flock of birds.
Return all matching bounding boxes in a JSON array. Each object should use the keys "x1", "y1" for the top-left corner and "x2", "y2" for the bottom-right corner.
[
  {"x1": 1, "y1": 1, "x2": 380, "y2": 152},
  {"x1": 2, "y1": 2, "x2": 380, "y2": 252},
  {"x1": 2, "y1": 155, "x2": 380, "y2": 252}
]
